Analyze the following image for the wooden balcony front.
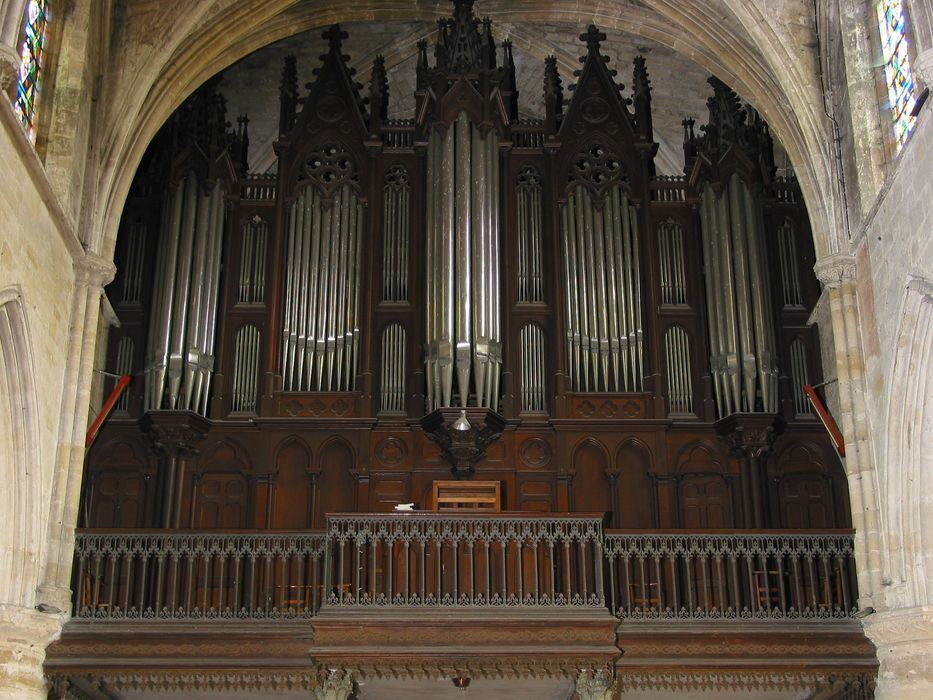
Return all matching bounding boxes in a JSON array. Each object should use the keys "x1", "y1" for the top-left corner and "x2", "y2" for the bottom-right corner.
[{"x1": 45, "y1": 515, "x2": 878, "y2": 698}]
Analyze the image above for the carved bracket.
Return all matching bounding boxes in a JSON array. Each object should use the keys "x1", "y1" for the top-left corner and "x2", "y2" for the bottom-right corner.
[{"x1": 420, "y1": 408, "x2": 506, "y2": 478}]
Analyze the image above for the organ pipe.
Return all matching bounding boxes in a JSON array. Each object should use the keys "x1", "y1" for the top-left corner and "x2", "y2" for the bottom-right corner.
[
  {"x1": 382, "y1": 166, "x2": 410, "y2": 302},
  {"x1": 516, "y1": 167, "x2": 543, "y2": 302},
  {"x1": 561, "y1": 184, "x2": 643, "y2": 393},
  {"x1": 238, "y1": 218, "x2": 268, "y2": 304},
  {"x1": 121, "y1": 222, "x2": 147, "y2": 304},
  {"x1": 664, "y1": 326, "x2": 693, "y2": 414},
  {"x1": 658, "y1": 219, "x2": 687, "y2": 305},
  {"x1": 698, "y1": 174, "x2": 778, "y2": 416},
  {"x1": 776, "y1": 218, "x2": 803, "y2": 307},
  {"x1": 520, "y1": 323, "x2": 547, "y2": 412},
  {"x1": 231, "y1": 324, "x2": 261, "y2": 412},
  {"x1": 144, "y1": 173, "x2": 226, "y2": 415},
  {"x1": 380, "y1": 323, "x2": 406, "y2": 412},
  {"x1": 280, "y1": 183, "x2": 363, "y2": 392},
  {"x1": 789, "y1": 338, "x2": 811, "y2": 416},
  {"x1": 424, "y1": 111, "x2": 501, "y2": 410}
]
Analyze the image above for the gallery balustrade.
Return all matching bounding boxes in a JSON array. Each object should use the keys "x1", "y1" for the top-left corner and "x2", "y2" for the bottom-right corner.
[{"x1": 71, "y1": 515, "x2": 858, "y2": 623}]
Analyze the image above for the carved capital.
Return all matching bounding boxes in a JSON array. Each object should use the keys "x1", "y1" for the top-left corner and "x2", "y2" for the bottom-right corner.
[
  {"x1": 73, "y1": 252, "x2": 117, "y2": 289},
  {"x1": 813, "y1": 253, "x2": 856, "y2": 289},
  {"x1": 575, "y1": 667, "x2": 615, "y2": 700},
  {"x1": 0, "y1": 44, "x2": 17, "y2": 99},
  {"x1": 140, "y1": 411, "x2": 210, "y2": 458},
  {"x1": 313, "y1": 669, "x2": 354, "y2": 700},
  {"x1": 715, "y1": 413, "x2": 784, "y2": 459}
]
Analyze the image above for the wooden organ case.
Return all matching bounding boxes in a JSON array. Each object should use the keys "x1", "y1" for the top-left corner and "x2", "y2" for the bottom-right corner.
[{"x1": 88, "y1": 2, "x2": 849, "y2": 534}]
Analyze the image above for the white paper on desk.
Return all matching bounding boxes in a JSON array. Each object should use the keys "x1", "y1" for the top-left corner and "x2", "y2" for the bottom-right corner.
[{"x1": 394, "y1": 503, "x2": 415, "y2": 511}]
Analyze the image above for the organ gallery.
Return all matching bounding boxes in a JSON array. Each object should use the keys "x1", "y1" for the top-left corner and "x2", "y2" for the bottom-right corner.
[{"x1": 89, "y1": 2, "x2": 847, "y2": 537}]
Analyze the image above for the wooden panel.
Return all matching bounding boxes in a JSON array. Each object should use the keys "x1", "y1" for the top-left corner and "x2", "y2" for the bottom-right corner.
[
  {"x1": 517, "y1": 478, "x2": 554, "y2": 512},
  {"x1": 271, "y1": 440, "x2": 313, "y2": 528},
  {"x1": 679, "y1": 475, "x2": 733, "y2": 528},
  {"x1": 194, "y1": 474, "x2": 247, "y2": 529},
  {"x1": 90, "y1": 470, "x2": 147, "y2": 528},
  {"x1": 315, "y1": 440, "x2": 356, "y2": 527},
  {"x1": 370, "y1": 475, "x2": 410, "y2": 512},
  {"x1": 780, "y1": 474, "x2": 833, "y2": 529},
  {"x1": 572, "y1": 441, "x2": 611, "y2": 516}
]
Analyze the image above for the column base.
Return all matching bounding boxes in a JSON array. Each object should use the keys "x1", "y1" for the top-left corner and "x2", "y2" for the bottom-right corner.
[
  {"x1": 0, "y1": 604, "x2": 64, "y2": 700},
  {"x1": 863, "y1": 606, "x2": 933, "y2": 699}
]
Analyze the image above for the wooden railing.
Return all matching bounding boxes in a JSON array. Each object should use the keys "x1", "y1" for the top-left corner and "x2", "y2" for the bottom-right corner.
[
  {"x1": 323, "y1": 512, "x2": 605, "y2": 607},
  {"x1": 606, "y1": 530, "x2": 858, "y2": 620},
  {"x1": 71, "y1": 521, "x2": 858, "y2": 623}
]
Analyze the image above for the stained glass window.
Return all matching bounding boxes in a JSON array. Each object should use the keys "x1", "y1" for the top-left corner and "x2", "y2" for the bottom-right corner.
[
  {"x1": 877, "y1": 0, "x2": 917, "y2": 149},
  {"x1": 13, "y1": 0, "x2": 48, "y2": 144}
]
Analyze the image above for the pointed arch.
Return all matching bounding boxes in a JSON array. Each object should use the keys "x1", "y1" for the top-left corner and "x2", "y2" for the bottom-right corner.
[
  {"x1": 883, "y1": 277, "x2": 933, "y2": 606},
  {"x1": 0, "y1": 286, "x2": 42, "y2": 608},
  {"x1": 271, "y1": 436, "x2": 313, "y2": 528}
]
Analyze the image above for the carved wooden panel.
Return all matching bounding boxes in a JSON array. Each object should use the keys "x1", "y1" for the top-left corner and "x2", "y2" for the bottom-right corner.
[
  {"x1": 271, "y1": 440, "x2": 313, "y2": 528},
  {"x1": 314, "y1": 440, "x2": 356, "y2": 527},
  {"x1": 193, "y1": 474, "x2": 247, "y2": 529},
  {"x1": 679, "y1": 475, "x2": 733, "y2": 528},
  {"x1": 90, "y1": 470, "x2": 147, "y2": 528},
  {"x1": 779, "y1": 474, "x2": 833, "y2": 529},
  {"x1": 571, "y1": 441, "x2": 611, "y2": 516},
  {"x1": 615, "y1": 440, "x2": 656, "y2": 528}
]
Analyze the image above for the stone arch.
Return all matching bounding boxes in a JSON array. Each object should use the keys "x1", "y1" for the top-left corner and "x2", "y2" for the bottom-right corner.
[
  {"x1": 0, "y1": 285, "x2": 42, "y2": 608},
  {"x1": 883, "y1": 277, "x2": 933, "y2": 606},
  {"x1": 88, "y1": 1, "x2": 840, "y2": 269}
]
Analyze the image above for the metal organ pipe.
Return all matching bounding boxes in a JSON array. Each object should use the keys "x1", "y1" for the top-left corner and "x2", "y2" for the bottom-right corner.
[
  {"x1": 424, "y1": 112, "x2": 502, "y2": 410},
  {"x1": 144, "y1": 173, "x2": 227, "y2": 416},
  {"x1": 280, "y1": 183, "x2": 364, "y2": 393},
  {"x1": 561, "y1": 184, "x2": 644, "y2": 393},
  {"x1": 698, "y1": 175, "x2": 779, "y2": 416},
  {"x1": 380, "y1": 323, "x2": 406, "y2": 413},
  {"x1": 520, "y1": 323, "x2": 546, "y2": 412}
]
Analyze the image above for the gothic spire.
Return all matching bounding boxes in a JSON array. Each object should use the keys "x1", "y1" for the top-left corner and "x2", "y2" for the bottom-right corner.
[
  {"x1": 632, "y1": 56, "x2": 653, "y2": 142},
  {"x1": 278, "y1": 55, "x2": 298, "y2": 136},
  {"x1": 369, "y1": 55, "x2": 389, "y2": 134},
  {"x1": 544, "y1": 55, "x2": 563, "y2": 131}
]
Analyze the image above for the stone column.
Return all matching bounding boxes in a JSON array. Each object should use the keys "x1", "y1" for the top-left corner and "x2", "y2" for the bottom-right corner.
[
  {"x1": 0, "y1": 1, "x2": 27, "y2": 100},
  {"x1": 574, "y1": 668, "x2": 615, "y2": 700},
  {"x1": 814, "y1": 254, "x2": 883, "y2": 608},
  {"x1": 907, "y1": 1, "x2": 933, "y2": 88},
  {"x1": 312, "y1": 669, "x2": 354, "y2": 700},
  {"x1": 0, "y1": 606, "x2": 63, "y2": 699},
  {"x1": 35, "y1": 253, "x2": 115, "y2": 615}
]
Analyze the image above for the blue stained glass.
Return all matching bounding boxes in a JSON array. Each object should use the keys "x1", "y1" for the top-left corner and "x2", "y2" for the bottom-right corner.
[
  {"x1": 12, "y1": 0, "x2": 48, "y2": 144},
  {"x1": 877, "y1": 0, "x2": 917, "y2": 149}
]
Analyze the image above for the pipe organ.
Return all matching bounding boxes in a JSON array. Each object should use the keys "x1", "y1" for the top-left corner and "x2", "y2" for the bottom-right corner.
[
  {"x1": 424, "y1": 112, "x2": 502, "y2": 410},
  {"x1": 91, "y1": 2, "x2": 847, "y2": 534}
]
